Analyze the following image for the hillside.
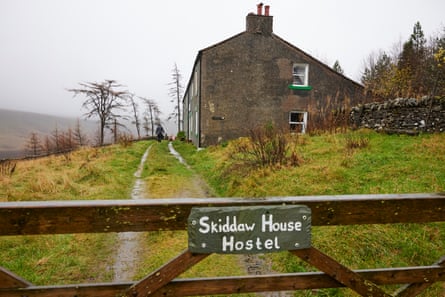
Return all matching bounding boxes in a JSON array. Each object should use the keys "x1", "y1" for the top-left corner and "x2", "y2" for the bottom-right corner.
[
  {"x1": 0, "y1": 109, "x2": 178, "y2": 159},
  {"x1": 0, "y1": 109, "x2": 100, "y2": 159}
]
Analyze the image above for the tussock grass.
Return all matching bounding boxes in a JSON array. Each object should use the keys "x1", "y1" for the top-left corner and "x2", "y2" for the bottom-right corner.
[
  {"x1": 1, "y1": 141, "x2": 151, "y2": 201},
  {"x1": 0, "y1": 141, "x2": 151, "y2": 285}
]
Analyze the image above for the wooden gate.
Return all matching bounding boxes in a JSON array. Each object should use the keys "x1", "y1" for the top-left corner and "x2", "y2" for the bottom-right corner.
[{"x1": 1, "y1": 193, "x2": 444, "y2": 296}]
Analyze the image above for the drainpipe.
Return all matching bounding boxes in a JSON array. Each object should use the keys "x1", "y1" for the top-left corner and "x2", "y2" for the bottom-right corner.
[
  {"x1": 264, "y1": 5, "x2": 270, "y2": 16},
  {"x1": 257, "y1": 3, "x2": 263, "y2": 15}
]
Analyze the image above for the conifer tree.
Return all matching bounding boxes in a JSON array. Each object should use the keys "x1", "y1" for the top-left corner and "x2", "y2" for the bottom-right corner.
[
  {"x1": 332, "y1": 60, "x2": 344, "y2": 74},
  {"x1": 398, "y1": 21, "x2": 427, "y2": 96}
]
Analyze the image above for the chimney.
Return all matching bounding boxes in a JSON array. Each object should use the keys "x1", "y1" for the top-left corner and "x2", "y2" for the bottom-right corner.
[
  {"x1": 256, "y1": 3, "x2": 263, "y2": 15},
  {"x1": 246, "y1": 4, "x2": 273, "y2": 35}
]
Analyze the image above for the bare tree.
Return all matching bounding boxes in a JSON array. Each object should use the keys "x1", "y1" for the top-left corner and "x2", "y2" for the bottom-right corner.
[
  {"x1": 140, "y1": 97, "x2": 160, "y2": 137},
  {"x1": 68, "y1": 80, "x2": 129, "y2": 146},
  {"x1": 109, "y1": 118, "x2": 121, "y2": 144},
  {"x1": 62, "y1": 128, "x2": 76, "y2": 152},
  {"x1": 73, "y1": 118, "x2": 88, "y2": 147},
  {"x1": 128, "y1": 93, "x2": 141, "y2": 139},
  {"x1": 42, "y1": 135, "x2": 53, "y2": 155},
  {"x1": 52, "y1": 126, "x2": 61, "y2": 153},
  {"x1": 168, "y1": 63, "x2": 184, "y2": 133},
  {"x1": 108, "y1": 113, "x2": 132, "y2": 144},
  {"x1": 25, "y1": 132, "x2": 42, "y2": 157},
  {"x1": 361, "y1": 50, "x2": 396, "y2": 99}
]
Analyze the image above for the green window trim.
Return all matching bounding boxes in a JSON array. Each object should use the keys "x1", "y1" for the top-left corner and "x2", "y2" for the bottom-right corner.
[{"x1": 288, "y1": 85, "x2": 313, "y2": 91}]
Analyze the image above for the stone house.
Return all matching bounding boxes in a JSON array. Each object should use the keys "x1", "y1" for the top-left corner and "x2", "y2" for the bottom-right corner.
[{"x1": 182, "y1": 4, "x2": 366, "y2": 147}]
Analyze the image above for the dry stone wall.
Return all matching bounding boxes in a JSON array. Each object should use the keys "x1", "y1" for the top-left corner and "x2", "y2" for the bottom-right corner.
[{"x1": 350, "y1": 97, "x2": 445, "y2": 134}]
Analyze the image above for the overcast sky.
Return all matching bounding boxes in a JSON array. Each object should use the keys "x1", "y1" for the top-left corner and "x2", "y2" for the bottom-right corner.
[{"x1": 0, "y1": 0, "x2": 444, "y2": 118}]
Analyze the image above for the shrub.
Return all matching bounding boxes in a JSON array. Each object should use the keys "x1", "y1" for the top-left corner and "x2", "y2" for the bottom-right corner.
[
  {"x1": 229, "y1": 123, "x2": 300, "y2": 169},
  {"x1": 177, "y1": 131, "x2": 186, "y2": 141},
  {"x1": 118, "y1": 133, "x2": 134, "y2": 147}
]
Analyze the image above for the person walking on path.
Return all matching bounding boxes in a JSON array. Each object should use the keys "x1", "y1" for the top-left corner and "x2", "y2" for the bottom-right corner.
[{"x1": 155, "y1": 124, "x2": 165, "y2": 142}]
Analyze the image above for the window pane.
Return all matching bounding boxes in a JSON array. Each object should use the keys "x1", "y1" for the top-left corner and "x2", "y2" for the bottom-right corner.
[
  {"x1": 290, "y1": 123, "x2": 299, "y2": 131},
  {"x1": 289, "y1": 111, "x2": 307, "y2": 134},
  {"x1": 293, "y1": 65, "x2": 305, "y2": 75},
  {"x1": 290, "y1": 112, "x2": 304, "y2": 122},
  {"x1": 293, "y1": 75, "x2": 304, "y2": 85},
  {"x1": 292, "y1": 64, "x2": 308, "y2": 86}
]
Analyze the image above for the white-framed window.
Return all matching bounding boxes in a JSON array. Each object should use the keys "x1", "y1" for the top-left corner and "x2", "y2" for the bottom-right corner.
[
  {"x1": 292, "y1": 64, "x2": 309, "y2": 86},
  {"x1": 195, "y1": 110, "x2": 199, "y2": 136},
  {"x1": 188, "y1": 93, "x2": 191, "y2": 113},
  {"x1": 289, "y1": 111, "x2": 307, "y2": 134}
]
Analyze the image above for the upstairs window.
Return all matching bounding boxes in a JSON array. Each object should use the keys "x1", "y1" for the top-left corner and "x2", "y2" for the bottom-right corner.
[{"x1": 292, "y1": 63, "x2": 309, "y2": 86}]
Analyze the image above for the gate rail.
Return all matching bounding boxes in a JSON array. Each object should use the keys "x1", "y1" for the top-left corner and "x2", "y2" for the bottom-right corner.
[{"x1": 1, "y1": 193, "x2": 444, "y2": 296}]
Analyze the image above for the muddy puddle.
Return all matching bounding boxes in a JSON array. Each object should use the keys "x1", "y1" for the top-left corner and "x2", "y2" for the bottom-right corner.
[{"x1": 168, "y1": 141, "x2": 189, "y2": 168}]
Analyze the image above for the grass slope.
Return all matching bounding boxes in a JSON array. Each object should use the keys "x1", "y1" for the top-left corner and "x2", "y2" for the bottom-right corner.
[
  {"x1": 175, "y1": 131, "x2": 445, "y2": 196},
  {"x1": 173, "y1": 131, "x2": 445, "y2": 296},
  {"x1": 0, "y1": 141, "x2": 151, "y2": 285},
  {"x1": 1, "y1": 132, "x2": 444, "y2": 296}
]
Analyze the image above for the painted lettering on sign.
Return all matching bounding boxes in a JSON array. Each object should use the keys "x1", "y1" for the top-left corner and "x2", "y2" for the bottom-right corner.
[
  {"x1": 188, "y1": 205, "x2": 311, "y2": 254},
  {"x1": 261, "y1": 214, "x2": 302, "y2": 232},
  {"x1": 198, "y1": 216, "x2": 256, "y2": 233}
]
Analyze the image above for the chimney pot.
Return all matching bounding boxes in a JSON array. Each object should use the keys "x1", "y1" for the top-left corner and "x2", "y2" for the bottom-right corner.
[
  {"x1": 257, "y1": 3, "x2": 263, "y2": 15},
  {"x1": 264, "y1": 5, "x2": 270, "y2": 16}
]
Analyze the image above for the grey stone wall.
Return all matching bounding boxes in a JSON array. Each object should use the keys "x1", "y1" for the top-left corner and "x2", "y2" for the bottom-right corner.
[{"x1": 350, "y1": 97, "x2": 445, "y2": 133}]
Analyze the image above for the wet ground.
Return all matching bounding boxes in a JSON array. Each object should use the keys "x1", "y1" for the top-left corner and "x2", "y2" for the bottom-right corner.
[
  {"x1": 112, "y1": 144, "x2": 152, "y2": 282},
  {"x1": 170, "y1": 143, "x2": 294, "y2": 296},
  {"x1": 112, "y1": 142, "x2": 294, "y2": 296}
]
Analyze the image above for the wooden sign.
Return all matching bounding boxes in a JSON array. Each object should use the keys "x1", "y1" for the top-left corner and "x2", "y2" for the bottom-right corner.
[{"x1": 188, "y1": 205, "x2": 311, "y2": 254}]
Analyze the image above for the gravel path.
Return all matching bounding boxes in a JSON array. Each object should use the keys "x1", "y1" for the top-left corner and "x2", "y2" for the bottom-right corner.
[
  {"x1": 168, "y1": 142, "x2": 294, "y2": 297},
  {"x1": 112, "y1": 142, "x2": 294, "y2": 296},
  {"x1": 112, "y1": 144, "x2": 152, "y2": 282}
]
